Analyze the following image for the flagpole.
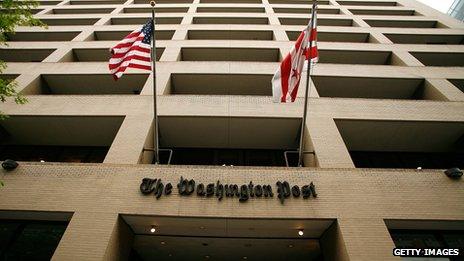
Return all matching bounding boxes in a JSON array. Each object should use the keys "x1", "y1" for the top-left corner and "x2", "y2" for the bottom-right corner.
[
  {"x1": 151, "y1": 0, "x2": 160, "y2": 164},
  {"x1": 297, "y1": 0, "x2": 316, "y2": 167}
]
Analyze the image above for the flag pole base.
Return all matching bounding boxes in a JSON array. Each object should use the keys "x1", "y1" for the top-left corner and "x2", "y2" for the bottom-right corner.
[{"x1": 284, "y1": 150, "x2": 315, "y2": 167}]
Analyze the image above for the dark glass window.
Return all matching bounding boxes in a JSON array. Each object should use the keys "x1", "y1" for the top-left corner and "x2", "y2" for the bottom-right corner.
[
  {"x1": 350, "y1": 151, "x2": 464, "y2": 169},
  {"x1": 0, "y1": 145, "x2": 109, "y2": 163},
  {"x1": 157, "y1": 148, "x2": 293, "y2": 166},
  {"x1": 0, "y1": 220, "x2": 68, "y2": 260},
  {"x1": 390, "y1": 229, "x2": 464, "y2": 260}
]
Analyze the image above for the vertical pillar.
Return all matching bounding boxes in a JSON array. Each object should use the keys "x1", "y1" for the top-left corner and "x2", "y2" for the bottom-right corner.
[
  {"x1": 335, "y1": 218, "x2": 400, "y2": 261},
  {"x1": 52, "y1": 212, "x2": 132, "y2": 261}
]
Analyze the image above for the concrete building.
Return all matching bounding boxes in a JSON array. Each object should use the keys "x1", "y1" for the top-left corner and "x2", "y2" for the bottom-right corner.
[
  {"x1": 449, "y1": 0, "x2": 464, "y2": 22},
  {"x1": 0, "y1": 0, "x2": 463, "y2": 260}
]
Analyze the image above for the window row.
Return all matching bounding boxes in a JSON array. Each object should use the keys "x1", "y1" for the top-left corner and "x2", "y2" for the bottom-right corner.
[
  {"x1": 3, "y1": 46, "x2": 464, "y2": 68},
  {"x1": 18, "y1": 0, "x2": 403, "y2": 6},
  {"x1": 2, "y1": 73, "x2": 463, "y2": 97},
  {"x1": 0, "y1": 116, "x2": 462, "y2": 169}
]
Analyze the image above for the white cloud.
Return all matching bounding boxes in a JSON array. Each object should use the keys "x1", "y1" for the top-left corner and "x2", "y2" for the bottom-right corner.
[{"x1": 416, "y1": 0, "x2": 454, "y2": 13}]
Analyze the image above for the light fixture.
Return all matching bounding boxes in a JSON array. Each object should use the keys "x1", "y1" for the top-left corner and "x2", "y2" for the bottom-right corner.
[
  {"x1": 150, "y1": 225, "x2": 156, "y2": 233},
  {"x1": 445, "y1": 168, "x2": 463, "y2": 179},
  {"x1": 204, "y1": 255, "x2": 210, "y2": 259},
  {"x1": 199, "y1": 226, "x2": 205, "y2": 230},
  {"x1": 242, "y1": 257, "x2": 248, "y2": 260},
  {"x1": 288, "y1": 244, "x2": 294, "y2": 248},
  {"x1": 298, "y1": 229, "x2": 304, "y2": 236},
  {"x1": 160, "y1": 241, "x2": 166, "y2": 245},
  {"x1": 40, "y1": 159, "x2": 45, "y2": 163},
  {"x1": 2, "y1": 159, "x2": 18, "y2": 171}
]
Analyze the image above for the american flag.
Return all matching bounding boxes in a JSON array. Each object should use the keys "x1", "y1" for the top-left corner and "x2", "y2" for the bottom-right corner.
[
  {"x1": 271, "y1": 2, "x2": 318, "y2": 103},
  {"x1": 109, "y1": 19, "x2": 153, "y2": 80}
]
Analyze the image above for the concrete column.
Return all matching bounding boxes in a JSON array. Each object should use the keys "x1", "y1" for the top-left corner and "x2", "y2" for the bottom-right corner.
[
  {"x1": 320, "y1": 221, "x2": 349, "y2": 261},
  {"x1": 103, "y1": 217, "x2": 135, "y2": 261},
  {"x1": 53, "y1": 212, "x2": 129, "y2": 261},
  {"x1": 308, "y1": 117, "x2": 355, "y2": 168},
  {"x1": 336, "y1": 218, "x2": 399, "y2": 261},
  {"x1": 391, "y1": 50, "x2": 424, "y2": 67},
  {"x1": 104, "y1": 115, "x2": 153, "y2": 164},
  {"x1": 425, "y1": 79, "x2": 464, "y2": 102}
]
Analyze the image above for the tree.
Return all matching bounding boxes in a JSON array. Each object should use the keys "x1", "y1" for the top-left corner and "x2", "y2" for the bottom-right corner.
[
  {"x1": 1, "y1": 0, "x2": 44, "y2": 186},
  {"x1": 0, "y1": 0, "x2": 45, "y2": 118}
]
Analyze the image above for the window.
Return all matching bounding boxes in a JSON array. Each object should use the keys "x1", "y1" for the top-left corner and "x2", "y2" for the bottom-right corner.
[
  {"x1": 384, "y1": 34, "x2": 464, "y2": 45},
  {"x1": 336, "y1": 120, "x2": 464, "y2": 169},
  {"x1": 180, "y1": 48, "x2": 280, "y2": 62},
  {"x1": 0, "y1": 116, "x2": 124, "y2": 163},
  {"x1": 390, "y1": 230, "x2": 464, "y2": 260},
  {"x1": 187, "y1": 30, "x2": 274, "y2": 40},
  {"x1": 410, "y1": 52, "x2": 464, "y2": 67},
  {"x1": 0, "y1": 49, "x2": 55, "y2": 62},
  {"x1": 23, "y1": 74, "x2": 149, "y2": 94},
  {"x1": 169, "y1": 74, "x2": 273, "y2": 95},
  {"x1": 193, "y1": 17, "x2": 268, "y2": 24},
  {"x1": 160, "y1": 148, "x2": 290, "y2": 166},
  {"x1": 0, "y1": 220, "x2": 68, "y2": 260}
]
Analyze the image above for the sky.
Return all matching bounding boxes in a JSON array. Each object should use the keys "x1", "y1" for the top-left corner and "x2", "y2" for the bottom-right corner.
[{"x1": 416, "y1": 0, "x2": 454, "y2": 13}]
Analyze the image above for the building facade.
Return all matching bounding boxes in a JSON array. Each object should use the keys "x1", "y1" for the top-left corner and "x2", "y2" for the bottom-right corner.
[
  {"x1": 449, "y1": 0, "x2": 464, "y2": 22},
  {"x1": 0, "y1": 0, "x2": 464, "y2": 260}
]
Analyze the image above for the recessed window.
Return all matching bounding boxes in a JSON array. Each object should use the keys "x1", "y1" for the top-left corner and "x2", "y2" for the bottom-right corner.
[
  {"x1": 273, "y1": 8, "x2": 339, "y2": 14},
  {"x1": 0, "y1": 8, "x2": 44, "y2": 14},
  {"x1": 336, "y1": 120, "x2": 464, "y2": 169},
  {"x1": 134, "y1": 0, "x2": 193, "y2": 3},
  {"x1": 22, "y1": 74, "x2": 149, "y2": 95},
  {"x1": 200, "y1": 0, "x2": 262, "y2": 3},
  {"x1": 449, "y1": 79, "x2": 464, "y2": 93},
  {"x1": 0, "y1": 49, "x2": 55, "y2": 62},
  {"x1": 0, "y1": 74, "x2": 19, "y2": 82},
  {"x1": 365, "y1": 19, "x2": 446, "y2": 28},
  {"x1": 390, "y1": 229, "x2": 464, "y2": 249},
  {"x1": 193, "y1": 17, "x2": 268, "y2": 24},
  {"x1": 111, "y1": 17, "x2": 182, "y2": 25},
  {"x1": 337, "y1": 1, "x2": 397, "y2": 6},
  {"x1": 169, "y1": 74, "x2": 272, "y2": 95},
  {"x1": 268, "y1": 0, "x2": 330, "y2": 4},
  {"x1": 180, "y1": 48, "x2": 280, "y2": 62},
  {"x1": 196, "y1": 7, "x2": 265, "y2": 13},
  {"x1": 286, "y1": 31, "x2": 370, "y2": 42},
  {"x1": 0, "y1": 220, "x2": 68, "y2": 260},
  {"x1": 50, "y1": 8, "x2": 114, "y2": 14},
  {"x1": 89, "y1": 30, "x2": 174, "y2": 40},
  {"x1": 187, "y1": 30, "x2": 274, "y2": 40},
  {"x1": 385, "y1": 33, "x2": 464, "y2": 44},
  {"x1": 349, "y1": 9, "x2": 416, "y2": 15},
  {"x1": 59, "y1": 48, "x2": 164, "y2": 62},
  {"x1": 40, "y1": 18, "x2": 99, "y2": 26},
  {"x1": 69, "y1": 0, "x2": 125, "y2": 4},
  {"x1": 155, "y1": 116, "x2": 312, "y2": 166},
  {"x1": 279, "y1": 18, "x2": 353, "y2": 26},
  {"x1": 410, "y1": 52, "x2": 464, "y2": 67},
  {"x1": 0, "y1": 116, "x2": 124, "y2": 163},
  {"x1": 123, "y1": 7, "x2": 188, "y2": 13},
  {"x1": 38, "y1": 1, "x2": 62, "y2": 5},
  {"x1": 164, "y1": 148, "x2": 291, "y2": 166},
  {"x1": 318, "y1": 50, "x2": 398, "y2": 65},
  {"x1": 312, "y1": 76, "x2": 435, "y2": 100},
  {"x1": 5, "y1": 31, "x2": 80, "y2": 41}
]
